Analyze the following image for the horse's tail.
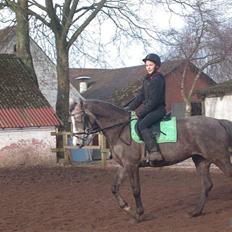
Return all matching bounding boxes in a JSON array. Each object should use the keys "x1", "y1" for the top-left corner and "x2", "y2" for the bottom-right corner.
[{"x1": 218, "y1": 119, "x2": 232, "y2": 147}]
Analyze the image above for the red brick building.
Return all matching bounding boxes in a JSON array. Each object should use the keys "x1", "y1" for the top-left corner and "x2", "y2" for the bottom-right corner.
[{"x1": 70, "y1": 60, "x2": 215, "y2": 118}]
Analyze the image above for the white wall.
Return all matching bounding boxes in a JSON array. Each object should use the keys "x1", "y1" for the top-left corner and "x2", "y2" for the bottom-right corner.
[
  {"x1": 30, "y1": 41, "x2": 81, "y2": 108},
  {"x1": 30, "y1": 40, "x2": 58, "y2": 109},
  {"x1": 205, "y1": 95, "x2": 232, "y2": 121},
  {"x1": 0, "y1": 127, "x2": 57, "y2": 167}
]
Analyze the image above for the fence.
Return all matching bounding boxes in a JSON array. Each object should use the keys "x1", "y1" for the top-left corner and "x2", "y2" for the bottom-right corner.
[{"x1": 51, "y1": 131, "x2": 109, "y2": 167}]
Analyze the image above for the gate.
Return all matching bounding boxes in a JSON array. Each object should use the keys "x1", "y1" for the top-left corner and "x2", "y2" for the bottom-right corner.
[{"x1": 51, "y1": 131, "x2": 109, "y2": 167}]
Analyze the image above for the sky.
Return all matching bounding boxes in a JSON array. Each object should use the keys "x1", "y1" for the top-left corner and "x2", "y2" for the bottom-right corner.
[
  {"x1": 2, "y1": 0, "x2": 231, "y2": 69},
  {"x1": 79, "y1": 0, "x2": 232, "y2": 69},
  {"x1": 70, "y1": 3, "x2": 185, "y2": 69},
  {"x1": 112, "y1": 10, "x2": 184, "y2": 68},
  {"x1": 0, "y1": 1, "x2": 184, "y2": 69}
]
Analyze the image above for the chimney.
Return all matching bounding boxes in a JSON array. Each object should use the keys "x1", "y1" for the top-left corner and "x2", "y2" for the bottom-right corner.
[{"x1": 75, "y1": 76, "x2": 91, "y2": 93}]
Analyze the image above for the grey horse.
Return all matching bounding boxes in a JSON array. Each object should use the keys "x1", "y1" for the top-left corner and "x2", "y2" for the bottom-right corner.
[{"x1": 70, "y1": 98, "x2": 232, "y2": 222}]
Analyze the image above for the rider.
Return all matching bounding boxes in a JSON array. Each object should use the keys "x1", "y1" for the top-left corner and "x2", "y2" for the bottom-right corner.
[{"x1": 125, "y1": 53, "x2": 166, "y2": 164}]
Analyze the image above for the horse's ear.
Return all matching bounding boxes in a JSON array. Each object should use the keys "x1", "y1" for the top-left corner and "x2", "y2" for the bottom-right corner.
[
  {"x1": 69, "y1": 98, "x2": 77, "y2": 113},
  {"x1": 79, "y1": 98, "x2": 87, "y2": 112},
  {"x1": 80, "y1": 98, "x2": 83, "y2": 108}
]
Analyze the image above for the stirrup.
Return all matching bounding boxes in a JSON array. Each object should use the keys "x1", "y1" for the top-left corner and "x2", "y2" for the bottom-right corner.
[{"x1": 139, "y1": 160, "x2": 150, "y2": 167}]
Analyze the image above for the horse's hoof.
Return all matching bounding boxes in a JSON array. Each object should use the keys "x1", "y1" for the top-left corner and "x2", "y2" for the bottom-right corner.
[
  {"x1": 135, "y1": 214, "x2": 144, "y2": 223},
  {"x1": 142, "y1": 213, "x2": 156, "y2": 221},
  {"x1": 129, "y1": 217, "x2": 137, "y2": 224},
  {"x1": 188, "y1": 210, "x2": 202, "y2": 217}
]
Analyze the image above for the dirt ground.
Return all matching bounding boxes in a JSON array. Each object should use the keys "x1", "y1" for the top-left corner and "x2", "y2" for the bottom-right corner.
[{"x1": 1, "y1": 162, "x2": 232, "y2": 232}]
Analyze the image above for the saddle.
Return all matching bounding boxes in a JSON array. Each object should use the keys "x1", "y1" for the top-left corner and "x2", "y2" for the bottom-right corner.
[
  {"x1": 130, "y1": 111, "x2": 177, "y2": 144},
  {"x1": 150, "y1": 112, "x2": 172, "y2": 138}
]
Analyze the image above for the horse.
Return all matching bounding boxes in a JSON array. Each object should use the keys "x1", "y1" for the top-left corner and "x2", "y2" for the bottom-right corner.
[{"x1": 70, "y1": 98, "x2": 232, "y2": 222}]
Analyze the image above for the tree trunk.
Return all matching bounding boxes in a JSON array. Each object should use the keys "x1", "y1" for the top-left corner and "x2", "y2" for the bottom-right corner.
[
  {"x1": 55, "y1": 37, "x2": 70, "y2": 162},
  {"x1": 16, "y1": 0, "x2": 38, "y2": 86},
  {"x1": 180, "y1": 61, "x2": 191, "y2": 117},
  {"x1": 185, "y1": 101, "x2": 192, "y2": 117},
  {"x1": 55, "y1": 38, "x2": 70, "y2": 131}
]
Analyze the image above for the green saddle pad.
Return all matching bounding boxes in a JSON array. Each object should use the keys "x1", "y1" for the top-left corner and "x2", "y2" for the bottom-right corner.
[{"x1": 130, "y1": 111, "x2": 177, "y2": 144}]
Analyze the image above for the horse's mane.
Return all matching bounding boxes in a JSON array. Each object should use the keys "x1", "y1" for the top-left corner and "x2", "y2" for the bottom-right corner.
[{"x1": 85, "y1": 99, "x2": 128, "y2": 118}]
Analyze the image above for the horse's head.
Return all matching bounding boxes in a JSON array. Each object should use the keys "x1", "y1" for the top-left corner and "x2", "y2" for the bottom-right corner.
[
  {"x1": 69, "y1": 98, "x2": 97, "y2": 147},
  {"x1": 70, "y1": 98, "x2": 131, "y2": 146}
]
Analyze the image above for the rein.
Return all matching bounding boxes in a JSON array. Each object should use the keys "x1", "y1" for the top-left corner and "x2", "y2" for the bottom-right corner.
[
  {"x1": 73, "y1": 120, "x2": 130, "y2": 137},
  {"x1": 71, "y1": 109, "x2": 136, "y2": 146}
]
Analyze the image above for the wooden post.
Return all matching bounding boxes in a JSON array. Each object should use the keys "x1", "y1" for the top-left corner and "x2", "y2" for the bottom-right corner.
[
  {"x1": 51, "y1": 131, "x2": 71, "y2": 165},
  {"x1": 99, "y1": 133, "x2": 107, "y2": 167},
  {"x1": 63, "y1": 132, "x2": 71, "y2": 164}
]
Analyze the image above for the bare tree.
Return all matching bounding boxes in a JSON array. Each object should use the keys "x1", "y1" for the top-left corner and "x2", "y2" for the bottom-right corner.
[
  {"x1": 162, "y1": 0, "x2": 232, "y2": 116},
  {"x1": 1, "y1": 0, "x2": 162, "y2": 130},
  {"x1": 16, "y1": 0, "x2": 38, "y2": 85},
  {"x1": 3, "y1": 0, "x2": 38, "y2": 85},
  {"x1": 205, "y1": 24, "x2": 232, "y2": 82}
]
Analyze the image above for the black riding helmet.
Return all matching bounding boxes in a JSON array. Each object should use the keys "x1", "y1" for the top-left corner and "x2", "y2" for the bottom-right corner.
[{"x1": 142, "y1": 53, "x2": 161, "y2": 67}]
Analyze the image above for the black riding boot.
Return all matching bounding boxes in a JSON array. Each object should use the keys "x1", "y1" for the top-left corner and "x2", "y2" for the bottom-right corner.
[{"x1": 140, "y1": 128, "x2": 163, "y2": 162}]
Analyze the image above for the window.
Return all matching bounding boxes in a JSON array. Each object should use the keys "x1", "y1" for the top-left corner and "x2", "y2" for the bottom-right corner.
[{"x1": 191, "y1": 102, "x2": 202, "y2": 116}]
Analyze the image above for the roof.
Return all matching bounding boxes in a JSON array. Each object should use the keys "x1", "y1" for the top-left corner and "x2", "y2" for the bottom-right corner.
[
  {"x1": 195, "y1": 79, "x2": 232, "y2": 96},
  {"x1": 69, "y1": 61, "x2": 181, "y2": 100},
  {"x1": 0, "y1": 54, "x2": 61, "y2": 129},
  {"x1": 0, "y1": 26, "x2": 15, "y2": 52},
  {"x1": 70, "y1": 59, "x2": 214, "y2": 104},
  {"x1": 70, "y1": 65, "x2": 145, "y2": 101}
]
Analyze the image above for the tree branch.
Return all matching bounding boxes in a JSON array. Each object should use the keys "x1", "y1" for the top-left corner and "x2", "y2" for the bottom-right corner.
[
  {"x1": 62, "y1": 0, "x2": 79, "y2": 37},
  {"x1": 61, "y1": 0, "x2": 72, "y2": 25},
  {"x1": 45, "y1": 0, "x2": 61, "y2": 33},
  {"x1": 67, "y1": 0, "x2": 107, "y2": 49},
  {"x1": 28, "y1": 0, "x2": 46, "y2": 11}
]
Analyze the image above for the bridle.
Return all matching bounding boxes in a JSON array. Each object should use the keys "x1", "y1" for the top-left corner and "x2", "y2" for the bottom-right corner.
[
  {"x1": 72, "y1": 110, "x2": 131, "y2": 146},
  {"x1": 70, "y1": 110, "x2": 93, "y2": 147}
]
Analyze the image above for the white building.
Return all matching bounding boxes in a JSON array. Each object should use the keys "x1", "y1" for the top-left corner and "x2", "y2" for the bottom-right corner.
[
  {"x1": 0, "y1": 54, "x2": 61, "y2": 167},
  {"x1": 195, "y1": 80, "x2": 232, "y2": 121}
]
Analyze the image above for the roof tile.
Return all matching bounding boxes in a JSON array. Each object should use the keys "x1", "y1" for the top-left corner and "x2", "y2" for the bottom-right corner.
[{"x1": 0, "y1": 54, "x2": 61, "y2": 128}]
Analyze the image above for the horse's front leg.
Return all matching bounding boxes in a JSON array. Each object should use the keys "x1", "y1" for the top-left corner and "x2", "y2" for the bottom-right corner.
[
  {"x1": 111, "y1": 165, "x2": 144, "y2": 222},
  {"x1": 127, "y1": 164, "x2": 144, "y2": 221},
  {"x1": 112, "y1": 166, "x2": 130, "y2": 211}
]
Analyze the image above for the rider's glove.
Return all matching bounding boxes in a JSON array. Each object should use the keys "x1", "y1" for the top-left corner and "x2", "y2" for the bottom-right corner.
[{"x1": 123, "y1": 106, "x2": 131, "y2": 112}]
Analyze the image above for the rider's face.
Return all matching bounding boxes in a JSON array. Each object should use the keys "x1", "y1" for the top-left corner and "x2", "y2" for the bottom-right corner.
[{"x1": 145, "y1": 60, "x2": 156, "y2": 74}]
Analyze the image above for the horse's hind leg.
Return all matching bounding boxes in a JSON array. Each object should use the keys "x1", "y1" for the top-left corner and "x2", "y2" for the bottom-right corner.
[
  {"x1": 214, "y1": 154, "x2": 232, "y2": 177},
  {"x1": 191, "y1": 155, "x2": 213, "y2": 217}
]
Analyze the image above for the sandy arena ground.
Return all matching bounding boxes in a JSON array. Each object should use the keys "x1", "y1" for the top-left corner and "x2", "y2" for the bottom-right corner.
[{"x1": 0, "y1": 162, "x2": 232, "y2": 232}]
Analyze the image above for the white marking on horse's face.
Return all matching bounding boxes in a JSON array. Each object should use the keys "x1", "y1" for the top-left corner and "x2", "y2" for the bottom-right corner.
[
  {"x1": 71, "y1": 115, "x2": 78, "y2": 133},
  {"x1": 70, "y1": 103, "x2": 94, "y2": 147},
  {"x1": 70, "y1": 103, "x2": 85, "y2": 130},
  {"x1": 72, "y1": 136, "x2": 78, "y2": 146},
  {"x1": 70, "y1": 114, "x2": 85, "y2": 146},
  {"x1": 71, "y1": 116, "x2": 80, "y2": 146}
]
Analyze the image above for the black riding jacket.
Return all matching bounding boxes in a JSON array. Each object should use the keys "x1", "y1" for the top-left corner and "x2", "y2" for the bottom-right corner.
[{"x1": 128, "y1": 72, "x2": 166, "y2": 118}]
